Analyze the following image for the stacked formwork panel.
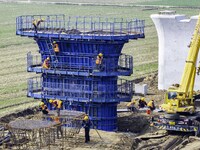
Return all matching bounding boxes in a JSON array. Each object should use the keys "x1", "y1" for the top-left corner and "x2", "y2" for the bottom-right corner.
[{"x1": 16, "y1": 15, "x2": 145, "y2": 131}]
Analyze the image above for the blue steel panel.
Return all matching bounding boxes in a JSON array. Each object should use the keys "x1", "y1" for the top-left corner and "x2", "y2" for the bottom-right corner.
[
  {"x1": 60, "y1": 101, "x2": 118, "y2": 131},
  {"x1": 42, "y1": 74, "x2": 119, "y2": 103}
]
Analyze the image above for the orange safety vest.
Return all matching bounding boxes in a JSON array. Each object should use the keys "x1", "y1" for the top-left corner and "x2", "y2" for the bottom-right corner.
[
  {"x1": 42, "y1": 59, "x2": 50, "y2": 69},
  {"x1": 96, "y1": 56, "x2": 102, "y2": 65},
  {"x1": 53, "y1": 43, "x2": 59, "y2": 53}
]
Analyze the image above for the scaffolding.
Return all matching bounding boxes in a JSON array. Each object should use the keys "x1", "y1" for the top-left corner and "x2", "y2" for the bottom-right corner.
[{"x1": 16, "y1": 14, "x2": 145, "y2": 131}]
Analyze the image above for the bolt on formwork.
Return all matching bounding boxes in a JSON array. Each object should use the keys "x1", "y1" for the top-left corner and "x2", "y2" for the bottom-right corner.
[{"x1": 16, "y1": 14, "x2": 145, "y2": 131}]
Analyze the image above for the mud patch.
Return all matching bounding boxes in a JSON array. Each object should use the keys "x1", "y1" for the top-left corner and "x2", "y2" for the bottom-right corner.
[
  {"x1": 118, "y1": 113, "x2": 150, "y2": 133},
  {"x1": 0, "y1": 107, "x2": 38, "y2": 124}
]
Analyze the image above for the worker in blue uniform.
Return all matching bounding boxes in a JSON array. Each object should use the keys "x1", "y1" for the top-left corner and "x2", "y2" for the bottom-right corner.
[{"x1": 82, "y1": 114, "x2": 92, "y2": 143}]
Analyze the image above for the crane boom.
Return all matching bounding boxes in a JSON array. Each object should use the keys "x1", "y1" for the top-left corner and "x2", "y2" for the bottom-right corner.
[
  {"x1": 162, "y1": 14, "x2": 200, "y2": 114},
  {"x1": 178, "y1": 14, "x2": 200, "y2": 95}
]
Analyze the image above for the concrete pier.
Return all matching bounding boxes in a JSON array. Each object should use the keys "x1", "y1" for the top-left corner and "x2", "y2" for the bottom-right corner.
[{"x1": 151, "y1": 11, "x2": 199, "y2": 90}]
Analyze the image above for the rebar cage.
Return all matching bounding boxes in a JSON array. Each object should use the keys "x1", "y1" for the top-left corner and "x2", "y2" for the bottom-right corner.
[{"x1": 7, "y1": 110, "x2": 85, "y2": 149}]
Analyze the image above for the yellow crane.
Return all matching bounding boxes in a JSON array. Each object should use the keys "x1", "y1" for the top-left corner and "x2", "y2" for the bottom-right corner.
[
  {"x1": 161, "y1": 14, "x2": 200, "y2": 114},
  {"x1": 152, "y1": 14, "x2": 200, "y2": 136}
]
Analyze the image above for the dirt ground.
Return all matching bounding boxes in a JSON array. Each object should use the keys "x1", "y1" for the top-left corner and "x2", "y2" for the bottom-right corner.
[{"x1": 1, "y1": 72, "x2": 200, "y2": 150}]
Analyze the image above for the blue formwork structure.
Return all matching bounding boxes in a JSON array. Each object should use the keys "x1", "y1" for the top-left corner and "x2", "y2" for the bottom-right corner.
[{"x1": 16, "y1": 14, "x2": 145, "y2": 131}]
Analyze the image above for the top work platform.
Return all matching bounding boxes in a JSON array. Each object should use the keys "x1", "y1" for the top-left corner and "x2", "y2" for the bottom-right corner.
[{"x1": 16, "y1": 14, "x2": 145, "y2": 41}]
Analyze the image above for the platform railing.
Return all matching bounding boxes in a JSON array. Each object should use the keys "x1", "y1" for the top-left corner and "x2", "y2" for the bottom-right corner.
[
  {"x1": 28, "y1": 77, "x2": 133, "y2": 102},
  {"x1": 16, "y1": 15, "x2": 145, "y2": 37},
  {"x1": 118, "y1": 54, "x2": 133, "y2": 71},
  {"x1": 27, "y1": 52, "x2": 133, "y2": 73}
]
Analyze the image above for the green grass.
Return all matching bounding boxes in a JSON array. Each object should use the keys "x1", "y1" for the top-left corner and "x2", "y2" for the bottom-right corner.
[
  {"x1": 137, "y1": 0, "x2": 200, "y2": 7},
  {"x1": 0, "y1": 1, "x2": 198, "y2": 116}
]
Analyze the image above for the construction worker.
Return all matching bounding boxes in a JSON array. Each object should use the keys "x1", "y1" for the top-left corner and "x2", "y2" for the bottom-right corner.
[
  {"x1": 32, "y1": 18, "x2": 45, "y2": 33},
  {"x1": 42, "y1": 57, "x2": 50, "y2": 69},
  {"x1": 49, "y1": 99, "x2": 63, "y2": 116},
  {"x1": 95, "y1": 53, "x2": 103, "y2": 70},
  {"x1": 82, "y1": 114, "x2": 92, "y2": 143},
  {"x1": 147, "y1": 100, "x2": 156, "y2": 111},
  {"x1": 39, "y1": 102, "x2": 49, "y2": 115},
  {"x1": 51, "y1": 116, "x2": 63, "y2": 139},
  {"x1": 53, "y1": 41, "x2": 60, "y2": 53},
  {"x1": 127, "y1": 99, "x2": 137, "y2": 112},
  {"x1": 138, "y1": 97, "x2": 147, "y2": 108}
]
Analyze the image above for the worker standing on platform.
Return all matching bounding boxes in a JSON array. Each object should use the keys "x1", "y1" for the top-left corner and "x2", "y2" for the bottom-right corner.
[
  {"x1": 32, "y1": 18, "x2": 45, "y2": 33},
  {"x1": 39, "y1": 102, "x2": 49, "y2": 115},
  {"x1": 138, "y1": 97, "x2": 147, "y2": 108},
  {"x1": 127, "y1": 99, "x2": 137, "y2": 112},
  {"x1": 95, "y1": 53, "x2": 103, "y2": 70},
  {"x1": 42, "y1": 57, "x2": 50, "y2": 69},
  {"x1": 147, "y1": 100, "x2": 156, "y2": 111},
  {"x1": 49, "y1": 99, "x2": 63, "y2": 116},
  {"x1": 53, "y1": 41, "x2": 60, "y2": 53},
  {"x1": 82, "y1": 114, "x2": 92, "y2": 143}
]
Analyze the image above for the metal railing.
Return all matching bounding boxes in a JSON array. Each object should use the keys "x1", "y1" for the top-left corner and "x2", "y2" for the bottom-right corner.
[
  {"x1": 27, "y1": 52, "x2": 133, "y2": 73},
  {"x1": 16, "y1": 15, "x2": 145, "y2": 37},
  {"x1": 28, "y1": 77, "x2": 133, "y2": 102}
]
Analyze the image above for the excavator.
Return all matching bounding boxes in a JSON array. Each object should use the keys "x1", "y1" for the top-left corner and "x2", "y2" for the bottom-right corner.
[{"x1": 152, "y1": 14, "x2": 200, "y2": 136}]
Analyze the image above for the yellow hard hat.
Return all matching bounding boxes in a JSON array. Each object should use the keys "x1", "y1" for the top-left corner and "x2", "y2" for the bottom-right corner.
[
  {"x1": 39, "y1": 102, "x2": 44, "y2": 106},
  {"x1": 41, "y1": 18, "x2": 45, "y2": 21},
  {"x1": 53, "y1": 41, "x2": 56, "y2": 44},
  {"x1": 49, "y1": 99, "x2": 53, "y2": 103},
  {"x1": 98, "y1": 53, "x2": 103, "y2": 57},
  {"x1": 47, "y1": 57, "x2": 50, "y2": 60},
  {"x1": 84, "y1": 115, "x2": 89, "y2": 121},
  {"x1": 141, "y1": 97, "x2": 145, "y2": 101}
]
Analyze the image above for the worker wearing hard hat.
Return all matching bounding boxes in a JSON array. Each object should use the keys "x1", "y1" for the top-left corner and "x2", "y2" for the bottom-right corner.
[
  {"x1": 53, "y1": 41, "x2": 60, "y2": 53},
  {"x1": 49, "y1": 99, "x2": 63, "y2": 116},
  {"x1": 138, "y1": 97, "x2": 147, "y2": 108},
  {"x1": 32, "y1": 18, "x2": 45, "y2": 33},
  {"x1": 39, "y1": 101, "x2": 49, "y2": 115},
  {"x1": 42, "y1": 57, "x2": 50, "y2": 69},
  {"x1": 147, "y1": 100, "x2": 156, "y2": 111},
  {"x1": 82, "y1": 114, "x2": 92, "y2": 143},
  {"x1": 95, "y1": 53, "x2": 103, "y2": 70},
  {"x1": 127, "y1": 99, "x2": 137, "y2": 112}
]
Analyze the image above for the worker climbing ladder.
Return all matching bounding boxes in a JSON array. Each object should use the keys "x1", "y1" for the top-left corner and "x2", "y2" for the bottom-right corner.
[{"x1": 46, "y1": 38, "x2": 59, "y2": 68}]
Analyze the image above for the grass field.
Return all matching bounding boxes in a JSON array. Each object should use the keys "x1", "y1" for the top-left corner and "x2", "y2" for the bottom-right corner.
[
  {"x1": 5, "y1": 0, "x2": 200, "y2": 7},
  {"x1": 138, "y1": 0, "x2": 200, "y2": 7},
  {"x1": 0, "y1": 1, "x2": 198, "y2": 116}
]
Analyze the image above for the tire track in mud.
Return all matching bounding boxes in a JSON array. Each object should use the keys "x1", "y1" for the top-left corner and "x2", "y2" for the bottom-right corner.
[{"x1": 132, "y1": 133, "x2": 192, "y2": 150}]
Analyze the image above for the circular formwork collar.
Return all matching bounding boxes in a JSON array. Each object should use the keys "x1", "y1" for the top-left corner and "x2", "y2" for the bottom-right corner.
[{"x1": 8, "y1": 119, "x2": 58, "y2": 130}]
